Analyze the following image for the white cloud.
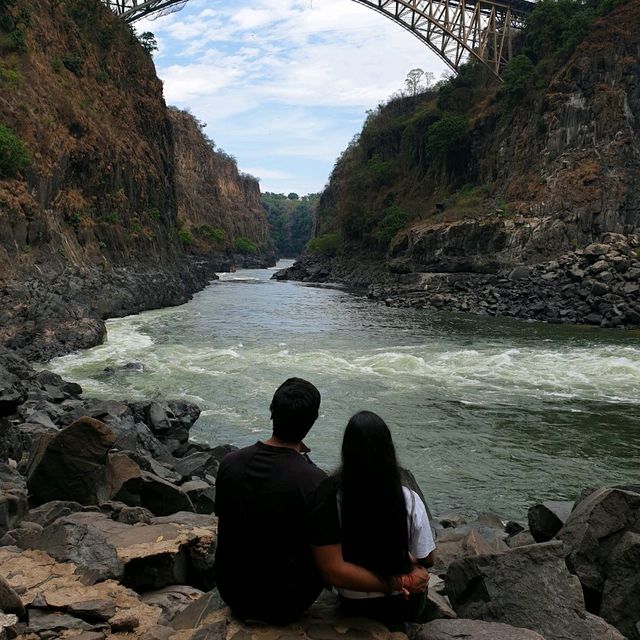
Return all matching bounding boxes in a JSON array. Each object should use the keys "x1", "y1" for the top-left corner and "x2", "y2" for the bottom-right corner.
[{"x1": 135, "y1": 0, "x2": 449, "y2": 193}]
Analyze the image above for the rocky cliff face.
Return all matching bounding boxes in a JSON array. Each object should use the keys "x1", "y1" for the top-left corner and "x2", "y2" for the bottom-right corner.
[
  {"x1": 285, "y1": 0, "x2": 640, "y2": 328},
  {"x1": 0, "y1": 0, "x2": 270, "y2": 359},
  {"x1": 169, "y1": 108, "x2": 273, "y2": 266}
]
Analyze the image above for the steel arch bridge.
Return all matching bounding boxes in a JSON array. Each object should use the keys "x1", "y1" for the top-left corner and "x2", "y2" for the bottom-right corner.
[{"x1": 102, "y1": 0, "x2": 535, "y2": 78}]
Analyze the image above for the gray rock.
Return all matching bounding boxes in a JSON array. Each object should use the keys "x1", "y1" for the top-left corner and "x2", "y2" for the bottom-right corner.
[
  {"x1": 528, "y1": 501, "x2": 574, "y2": 543},
  {"x1": 141, "y1": 585, "x2": 205, "y2": 625},
  {"x1": 170, "y1": 590, "x2": 225, "y2": 630},
  {"x1": 68, "y1": 599, "x2": 117, "y2": 622},
  {"x1": 140, "y1": 470, "x2": 194, "y2": 516},
  {"x1": 557, "y1": 487, "x2": 640, "y2": 595},
  {"x1": 508, "y1": 266, "x2": 530, "y2": 281},
  {"x1": 412, "y1": 619, "x2": 545, "y2": 639},
  {"x1": 600, "y1": 531, "x2": 640, "y2": 640},
  {"x1": 0, "y1": 464, "x2": 28, "y2": 537},
  {"x1": 446, "y1": 540, "x2": 624, "y2": 640},
  {"x1": 19, "y1": 515, "x2": 124, "y2": 584},
  {"x1": 191, "y1": 620, "x2": 227, "y2": 640},
  {"x1": 140, "y1": 625, "x2": 175, "y2": 640},
  {"x1": 181, "y1": 480, "x2": 216, "y2": 515},
  {"x1": 25, "y1": 609, "x2": 100, "y2": 634},
  {"x1": 26, "y1": 417, "x2": 116, "y2": 506},
  {"x1": 0, "y1": 574, "x2": 26, "y2": 620},
  {"x1": 22, "y1": 500, "x2": 97, "y2": 528}
]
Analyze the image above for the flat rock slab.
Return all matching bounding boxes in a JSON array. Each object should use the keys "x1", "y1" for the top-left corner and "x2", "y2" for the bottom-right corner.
[
  {"x1": 0, "y1": 546, "x2": 161, "y2": 637},
  {"x1": 81, "y1": 510, "x2": 217, "y2": 590},
  {"x1": 412, "y1": 619, "x2": 545, "y2": 639},
  {"x1": 171, "y1": 591, "x2": 407, "y2": 640}
]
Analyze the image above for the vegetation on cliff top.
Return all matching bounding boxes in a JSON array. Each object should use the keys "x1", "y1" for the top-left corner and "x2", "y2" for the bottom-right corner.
[{"x1": 312, "y1": 0, "x2": 634, "y2": 257}]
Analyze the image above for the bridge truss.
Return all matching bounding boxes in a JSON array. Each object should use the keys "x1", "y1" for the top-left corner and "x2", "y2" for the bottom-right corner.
[{"x1": 102, "y1": 0, "x2": 535, "y2": 78}]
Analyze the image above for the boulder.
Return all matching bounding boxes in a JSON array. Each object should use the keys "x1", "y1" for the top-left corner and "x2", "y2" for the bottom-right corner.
[
  {"x1": 26, "y1": 417, "x2": 116, "y2": 506},
  {"x1": 129, "y1": 400, "x2": 201, "y2": 451},
  {"x1": 446, "y1": 540, "x2": 624, "y2": 640},
  {"x1": 528, "y1": 501, "x2": 574, "y2": 542},
  {"x1": 557, "y1": 487, "x2": 640, "y2": 598},
  {"x1": 0, "y1": 464, "x2": 28, "y2": 537},
  {"x1": 59, "y1": 400, "x2": 171, "y2": 462},
  {"x1": 107, "y1": 451, "x2": 195, "y2": 516},
  {"x1": 600, "y1": 531, "x2": 640, "y2": 640},
  {"x1": 412, "y1": 619, "x2": 545, "y2": 639},
  {"x1": 16, "y1": 513, "x2": 124, "y2": 584},
  {"x1": 181, "y1": 479, "x2": 216, "y2": 514},
  {"x1": 433, "y1": 528, "x2": 508, "y2": 575},
  {"x1": 139, "y1": 470, "x2": 195, "y2": 516}
]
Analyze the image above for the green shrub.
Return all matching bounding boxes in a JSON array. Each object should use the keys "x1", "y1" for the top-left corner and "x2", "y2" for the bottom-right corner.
[
  {"x1": 105, "y1": 211, "x2": 120, "y2": 224},
  {"x1": 1, "y1": 29, "x2": 26, "y2": 52},
  {"x1": 374, "y1": 205, "x2": 412, "y2": 246},
  {"x1": 51, "y1": 57, "x2": 62, "y2": 73},
  {"x1": 179, "y1": 229, "x2": 193, "y2": 245},
  {"x1": 66, "y1": 211, "x2": 82, "y2": 231},
  {"x1": 198, "y1": 224, "x2": 224, "y2": 242},
  {"x1": 146, "y1": 207, "x2": 161, "y2": 221},
  {"x1": 234, "y1": 236, "x2": 257, "y2": 254},
  {"x1": 61, "y1": 52, "x2": 83, "y2": 76},
  {"x1": 0, "y1": 124, "x2": 29, "y2": 177},
  {"x1": 499, "y1": 54, "x2": 535, "y2": 108},
  {"x1": 131, "y1": 222, "x2": 142, "y2": 234},
  {"x1": 0, "y1": 66, "x2": 19, "y2": 85},
  {"x1": 306, "y1": 232, "x2": 342, "y2": 256},
  {"x1": 425, "y1": 114, "x2": 469, "y2": 162},
  {"x1": 366, "y1": 155, "x2": 393, "y2": 183}
]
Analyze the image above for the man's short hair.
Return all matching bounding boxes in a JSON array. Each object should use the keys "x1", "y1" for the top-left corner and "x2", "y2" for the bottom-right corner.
[{"x1": 270, "y1": 378, "x2": 321, "y2": 444}]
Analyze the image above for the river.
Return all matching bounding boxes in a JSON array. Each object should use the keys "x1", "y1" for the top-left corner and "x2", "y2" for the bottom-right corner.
[{"x1": 47, "y1": 261, "x2": 640, "y2": 518}]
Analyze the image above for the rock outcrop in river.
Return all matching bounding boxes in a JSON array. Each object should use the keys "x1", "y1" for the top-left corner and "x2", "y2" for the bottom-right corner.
[
  {"x1": 0, "y1": 0, "x2": 273, "y2": 361},
  {"x1": 1, "y1": 346, "x2": 639, "y2": 639},
  {"x1": 279, "y1": 0, "x2": 640, "y2": 330}
]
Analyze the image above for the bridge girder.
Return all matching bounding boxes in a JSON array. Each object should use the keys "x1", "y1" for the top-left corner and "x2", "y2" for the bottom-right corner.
[{"x1": 101, "y1": 0, "x2": 533, "y2": 78}]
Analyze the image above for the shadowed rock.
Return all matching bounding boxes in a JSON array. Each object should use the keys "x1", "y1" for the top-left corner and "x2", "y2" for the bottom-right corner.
[
  {"x1": 411, "y1": 619, "x2": 545, "y2": 639},
  {"x1": 528, "y1": 501, "x2": 574, "y2": 542},
  {"x1": 446, "y1": 540, "x2": 624, "y2": 640},
  {"x1": 26, "y1": 417, "x2": 116, "y2": 506}
]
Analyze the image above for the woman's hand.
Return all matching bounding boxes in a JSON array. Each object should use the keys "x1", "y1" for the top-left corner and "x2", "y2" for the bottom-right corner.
[{"x1": 390, "y1": 565, "x2": 429, "y2": 594}]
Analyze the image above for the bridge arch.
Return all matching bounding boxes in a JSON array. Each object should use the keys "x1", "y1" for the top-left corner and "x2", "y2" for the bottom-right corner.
[{"x1": 102, "y1": 0, "x2": 533, "y2": 78}]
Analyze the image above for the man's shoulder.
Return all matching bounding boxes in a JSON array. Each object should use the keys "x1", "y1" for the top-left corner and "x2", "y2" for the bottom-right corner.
[{"x1": 218, "y1": 443, "x2": 261, "y2": 471}]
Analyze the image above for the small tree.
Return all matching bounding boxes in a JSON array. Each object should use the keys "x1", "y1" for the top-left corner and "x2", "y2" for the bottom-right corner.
[
  {"x1": 404, "y1": 68, "x2": 424, "y2": 97},
  {"x1": 287, "y1": 192, "x2": 299, "y2": 200},
  {"x1": 138, "y1": 31, "x2": 158, "y2": 55}
]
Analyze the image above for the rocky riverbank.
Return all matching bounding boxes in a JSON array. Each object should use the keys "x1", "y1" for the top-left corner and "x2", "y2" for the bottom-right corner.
[
  {"x1": 275, "y1": 233, "x2": 640, "y2": 330},
  {"x1": 1, "y1": 346, "x2": 638, "y2": 639}
]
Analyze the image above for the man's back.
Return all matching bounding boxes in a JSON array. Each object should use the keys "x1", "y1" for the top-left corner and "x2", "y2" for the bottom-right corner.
[{"x1": 214, "y1": 441, "x2": 327, "y2": 622}]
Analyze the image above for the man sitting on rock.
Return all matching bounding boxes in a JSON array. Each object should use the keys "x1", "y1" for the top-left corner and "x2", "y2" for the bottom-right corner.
[{"x1": 214, "y1": 377, "x2": 428, "y2": 624}]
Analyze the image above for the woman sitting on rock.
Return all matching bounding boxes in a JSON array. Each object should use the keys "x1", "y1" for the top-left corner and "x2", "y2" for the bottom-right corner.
[{"x1": 309, "y1": 410, "x2": 436, "y2": 624}]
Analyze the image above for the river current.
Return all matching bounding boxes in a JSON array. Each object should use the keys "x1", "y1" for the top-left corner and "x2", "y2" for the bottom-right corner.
[{"x1": 48, "y1": 261, "x2": 640, "y2": 518}]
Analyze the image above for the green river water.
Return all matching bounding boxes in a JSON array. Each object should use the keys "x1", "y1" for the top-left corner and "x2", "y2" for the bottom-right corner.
[{"x1": 47, "y1": 261, "x2": 640, "y2": 518}]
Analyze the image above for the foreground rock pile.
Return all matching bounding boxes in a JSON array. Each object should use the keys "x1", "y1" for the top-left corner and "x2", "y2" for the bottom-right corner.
[{"x1": 1, "y1": 347, "x2": 639, "y2": 639}]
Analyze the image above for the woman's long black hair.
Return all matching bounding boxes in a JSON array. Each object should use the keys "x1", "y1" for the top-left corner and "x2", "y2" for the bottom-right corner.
[{"x1": 337, "y1": 410, "x2": 412, "y2": 580}]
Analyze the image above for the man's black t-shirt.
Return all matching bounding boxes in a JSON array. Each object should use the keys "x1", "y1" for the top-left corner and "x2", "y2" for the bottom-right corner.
[{"x1": 214, "y1": 441, "x2": 327, "y2": 623}]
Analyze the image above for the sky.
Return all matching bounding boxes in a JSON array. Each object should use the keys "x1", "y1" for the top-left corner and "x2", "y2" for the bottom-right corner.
[{"x1": 136, "y1": 0, "x2": 448, "y2": 195}]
